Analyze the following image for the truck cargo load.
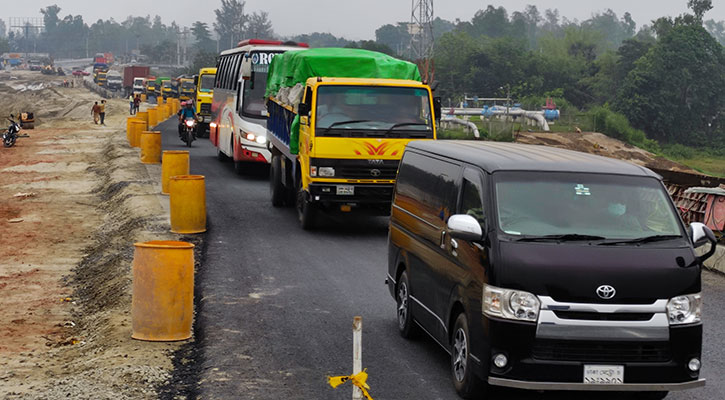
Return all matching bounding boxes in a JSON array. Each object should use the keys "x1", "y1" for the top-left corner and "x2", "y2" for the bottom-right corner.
[{"x1": 123, "y1": 65, "x2": 151, "y2": 96}]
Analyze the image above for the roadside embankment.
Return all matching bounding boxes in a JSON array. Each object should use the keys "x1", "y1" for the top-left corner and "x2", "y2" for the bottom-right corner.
[{"x1": 1, "y1": 71, "x2": 196, "y2": 399}]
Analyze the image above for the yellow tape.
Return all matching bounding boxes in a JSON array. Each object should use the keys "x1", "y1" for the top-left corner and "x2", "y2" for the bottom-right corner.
[{"x1": 328, "y1": 369, "x2": 373, "y2": 400}]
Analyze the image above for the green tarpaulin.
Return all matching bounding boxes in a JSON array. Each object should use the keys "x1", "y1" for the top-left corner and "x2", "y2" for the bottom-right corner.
[{"x1": 265, "y1": 48, "x2": 421, "y2": 98}]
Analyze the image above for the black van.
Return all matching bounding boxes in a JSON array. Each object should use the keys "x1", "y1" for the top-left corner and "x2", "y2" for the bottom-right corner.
[{"x1": 387, "y1": 141, "x2": 717, "y2": 398}]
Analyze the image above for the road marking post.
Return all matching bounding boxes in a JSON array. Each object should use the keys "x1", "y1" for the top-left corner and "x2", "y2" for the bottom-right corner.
[{"x1": 353, "y1": 316, "x2": 362, "y2": 400}]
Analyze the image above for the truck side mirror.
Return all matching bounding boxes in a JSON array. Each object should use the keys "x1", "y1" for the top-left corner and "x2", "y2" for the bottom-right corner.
[
  {"x1": 430, "y1": 80, "x2": 439, "y2": 92},
  {"x1": 193, "y1": 75, "x2": 198, "y2": 86},
  {"x1": 298, "y1": 102, "x2": 310, "y2": 116},
  {"x1": 690, "y1": 222, "x2": 717, "y2": 262},
  {"x1": 433, "y1": 97, "x2": 442, "y2": 120}
]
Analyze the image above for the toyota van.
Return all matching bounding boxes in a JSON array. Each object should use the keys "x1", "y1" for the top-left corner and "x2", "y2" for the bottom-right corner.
[{"x1": 387, "y1": 141, "x2": 717, "y2": 399}]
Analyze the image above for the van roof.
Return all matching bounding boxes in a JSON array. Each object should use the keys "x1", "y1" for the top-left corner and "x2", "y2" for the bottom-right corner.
[{"x1": 406, "y1": 140, "x2": 659, "y2": 178}]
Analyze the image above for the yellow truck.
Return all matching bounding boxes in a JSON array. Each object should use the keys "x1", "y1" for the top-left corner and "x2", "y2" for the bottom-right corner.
[
  {"x1": 179, "y1": 77, "x2": 195, "y2": 101},
  {"x1": 264, "y1": 48, "x2": 440, "y2": 229},
  {"x1": 194, "y1": 67, "x2": 216, "y2": 137}
]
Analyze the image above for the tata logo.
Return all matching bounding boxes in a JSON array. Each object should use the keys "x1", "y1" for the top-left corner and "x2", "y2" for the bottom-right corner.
[
  {"x1": 596, "y1": 285, "x2": 616, "y2": 300},
  {"x1": 368, "y1": 159, "x2": 384, "y2": 165},
  {"x1": 370, "y1": 169, "x2": 382, "y2": 177}
]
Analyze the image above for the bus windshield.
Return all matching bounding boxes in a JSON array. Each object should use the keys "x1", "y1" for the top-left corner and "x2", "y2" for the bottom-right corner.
[
  {"x1": 315, "y1": 85, "x2": 433, "y2": 138},
  {"x1": 199, "y1": 74, "x2": 215, "y2": 91},
  {"x1": 241, "y1": 72, "x2": 268, "y2": 118}
]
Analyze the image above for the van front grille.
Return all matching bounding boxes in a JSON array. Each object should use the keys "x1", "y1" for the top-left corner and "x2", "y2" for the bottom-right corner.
[{"x1": 533, "y1": 340, "x2": 671, "y2": 362}]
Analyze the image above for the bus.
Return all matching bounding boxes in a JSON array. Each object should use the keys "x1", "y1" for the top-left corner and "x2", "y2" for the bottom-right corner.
[{"x1": 209, "y1": 39, "x2": 308, "y2": 174}]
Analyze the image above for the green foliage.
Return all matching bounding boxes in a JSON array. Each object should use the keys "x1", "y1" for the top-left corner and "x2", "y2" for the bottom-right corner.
[
  {"x1": 345, "y1": 40, "x2": 395, "y2": 56},
  {"x1": 588, "y1": 106, "x2": 658, "y2": 150},
  {"x1": 289, "y1": 32, "x2": 349, "y2": 48}
]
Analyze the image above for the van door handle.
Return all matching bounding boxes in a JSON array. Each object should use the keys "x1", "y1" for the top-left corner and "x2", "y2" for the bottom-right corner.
[
  {"x1": 440, "y1": 230, "x2": 446, "y2": 249},
  {"x1": 450, "y1": 238, "x2": 458, "y2": 250}
]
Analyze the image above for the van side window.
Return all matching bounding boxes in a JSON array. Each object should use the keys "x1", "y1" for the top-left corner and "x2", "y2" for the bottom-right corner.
[
  {"x1": 460, "y1": 168, "x2": 485, "y2": 226},
  {"x1": 396, "y1": 151, "x2": 459, "y2": 224}
]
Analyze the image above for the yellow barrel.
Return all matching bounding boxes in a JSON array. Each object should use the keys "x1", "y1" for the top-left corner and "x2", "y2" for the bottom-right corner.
[
  {"x1": 171, "y1": 99, "x2": 178, "y2": 114},
  {"x1": 130, "y1": 119, "x2": 146, "y2": 148},
  {"x1": 126, "y1": 117, "x2": 137, "y2": 144},
  {"x1": 140, "y1": 131, "x2": 162, "y2": 164},
  {"x1": 158, "y1": 104, "x2": 167, "y2": 120},
  {"x1": 136, "y1": 110, "x2": 149, "y2": 126},
  {"x1": 140, "y1": 93, "x2": 147, "y2": 102},
  {"x1": 169, "y1": 175, "x2": 206, "y2": 234},
  {"x1": 148, "y1": 107, "x2": 158, "y2": 127},
  {"x1": 161, "y1": 150, "x2": 190, "y2": 194},
  {"x1": 131, "y1": 240, "x2": 194, "y2": 341}
]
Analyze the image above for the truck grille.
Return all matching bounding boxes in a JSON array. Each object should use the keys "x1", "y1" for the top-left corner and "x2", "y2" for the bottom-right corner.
[
  {"x1": 339, "y1": 165, "x2": 398, "y2": 180},
  {"x1": 532, "y1": 340, "x2": 671, "y2": 363},
  {"x1": 200, "y1": 103, "x2": 212, "y2": 113}
]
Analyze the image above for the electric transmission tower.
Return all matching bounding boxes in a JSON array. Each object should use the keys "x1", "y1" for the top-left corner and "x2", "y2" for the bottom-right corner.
[{"x1": 410, "y1": 0, "x2": 434, "y2": 82}]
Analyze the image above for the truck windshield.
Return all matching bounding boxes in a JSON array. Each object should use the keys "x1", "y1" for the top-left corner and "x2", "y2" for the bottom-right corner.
[
  {"x1": 315, "y1": 85, "x2": 433, "y2": 138},
  {"x1": 199, "y1": 74, "x2": 215, "y2": 91},
  {"x1": 494, "y1": 172, "x2": 684, "y2": 241},
  {"x1": 182, "y1": 82, "x2": 195, "y2": 90}
]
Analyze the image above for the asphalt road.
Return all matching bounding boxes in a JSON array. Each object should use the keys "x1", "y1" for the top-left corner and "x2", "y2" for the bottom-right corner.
[{"x1": 157, "y1": 119, "x2": 725, "y2": 400}]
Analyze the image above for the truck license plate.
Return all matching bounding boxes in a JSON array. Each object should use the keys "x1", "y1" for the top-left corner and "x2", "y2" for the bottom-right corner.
[
  {"x1": 583, "y1": 365, "x2": 624, "y2": 384},
  {"x1": 337, "y1": 185, "x2": 354, "y2": 195}
]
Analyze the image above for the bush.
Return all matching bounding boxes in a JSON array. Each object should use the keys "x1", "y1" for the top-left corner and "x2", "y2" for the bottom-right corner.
[{"x1": 588, "y1": 106, "x2": 654, "y2": 149}]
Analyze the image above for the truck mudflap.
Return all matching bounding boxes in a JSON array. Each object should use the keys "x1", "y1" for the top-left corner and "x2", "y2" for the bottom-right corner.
[{"x1": 308, "y1": 182, "x2": 394, "y2": 214}]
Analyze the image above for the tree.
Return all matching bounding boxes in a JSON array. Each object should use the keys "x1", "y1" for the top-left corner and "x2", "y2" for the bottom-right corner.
[
  {"x1": 375, "y1": 23, "x2": 410, "y2": 56},
  {"x1": 214, "y1": 0, "x2": 247, "y2": 50},
  {"x1": 688, "y1": 0, "x2": 713, "y2": 22},
  {"x1": 191, "y1": 21, "x2": 214, "y2": 51},
  {"x1": 247, "y1": 11, "x2": 273, "y2": 38},
  {"x1": 40, "y1": 5, "x2": 61, "y2": 33},
  {"x1": 345, "y1": 40, "x2": 395, "y2": 56},
  {"x1": 615, "y1": 23, "x2": 725, "y2": 145}
]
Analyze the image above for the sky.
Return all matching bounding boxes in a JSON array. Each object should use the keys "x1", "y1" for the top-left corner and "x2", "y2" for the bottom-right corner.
[{"x1": 4, "y1": 1, "x2": 724, "y2": 40}]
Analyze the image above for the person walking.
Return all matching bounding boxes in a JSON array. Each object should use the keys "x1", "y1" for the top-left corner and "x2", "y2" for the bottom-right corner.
[
  {"x1": 129, "y1": 94, "x2": 135, "y2": 115},
  {"x1": 99, "y1": 100, "x2": 107, "y2": 125},
  {"x1": 91, "y1": 101, "x2": 101, "y2": 124},
  {"x1": 134, "y1": 94, "x2": 141, "y2": 114}
]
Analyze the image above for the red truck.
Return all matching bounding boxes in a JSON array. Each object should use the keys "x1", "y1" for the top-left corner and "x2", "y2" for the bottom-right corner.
[
  {"x1": 123, "y1": 65, "x2": 151, "y2": 97},
  {"x1": 104, "y1": 52, "x2": 114, "y2": 65}
]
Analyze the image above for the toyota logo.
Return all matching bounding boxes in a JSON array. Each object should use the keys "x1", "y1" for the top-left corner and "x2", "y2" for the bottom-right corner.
[
  {"x1": 596, "y1": 285, "x2": 616, "y2": 300},
  {"x1": 370, "y1": 169, "x2": 381, "y2": 177}
]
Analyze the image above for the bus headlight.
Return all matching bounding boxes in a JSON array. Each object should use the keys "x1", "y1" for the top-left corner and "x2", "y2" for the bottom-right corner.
[
  {"x1": 667, "y1": 293, "x2": 701, "y2": 325},
  {"x1": 255, "y1": 136, "x2": 267, "y2": 144},
  {"x1": 245, "y1": 132, "x2": 255, "y2": 141},
  {"x1": 483, "y1": 284, "x2": 540, "y2": 322}
]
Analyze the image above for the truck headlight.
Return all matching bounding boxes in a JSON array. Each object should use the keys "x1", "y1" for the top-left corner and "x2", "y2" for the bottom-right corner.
[
  {"x1": 483, "y1": 284, "x2": 540, "y2": 322},
  {"x1": 255, "y1": 135, "x2": 267, "y2": 144},
  {"x1": 318, "y1": 167, "x2": 335, "y2": 177},
  {"x1": 667, "y1": 293, "x2": 701, "y2": 325}
]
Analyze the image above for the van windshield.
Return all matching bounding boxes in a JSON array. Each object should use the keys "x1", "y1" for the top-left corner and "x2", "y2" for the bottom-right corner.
[
  {"x1": 315, "y1": 85, "x2": 433, "y2": 138},
  {"x1": 494, "y1": 172, "x2": 684, "y2": 241}
]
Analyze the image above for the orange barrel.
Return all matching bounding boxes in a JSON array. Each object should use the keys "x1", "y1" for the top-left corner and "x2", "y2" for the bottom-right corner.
[
  {"x1": 169, "y1": 175, "x2": 206, "y2": 234},
  {"x1": 136, "y1": 110, "x2": 149, "y2": 126},
  {"x1": 131, "y1": 240, "x2": 194, "y2": 341},
  {"x1": 161, "y1": 150, "x2": 190, "y2": 194},
  {"x1": 126, "y1": 116, "x2": 137, "y2": 144},
  {"x1": 130, "y1": 119, "x2": 146, "y2": 148},
  {"x1": 148, "y1": 107, "x2": 158, "y2": 127},
  {"x1": 140, "y1": 131, "x2": 162, "y2": 164}
]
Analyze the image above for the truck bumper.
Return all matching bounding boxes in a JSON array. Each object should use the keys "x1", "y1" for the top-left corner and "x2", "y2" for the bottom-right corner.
[{"x1": 308, "y1": 183, "x2": 393, "y2": 214}]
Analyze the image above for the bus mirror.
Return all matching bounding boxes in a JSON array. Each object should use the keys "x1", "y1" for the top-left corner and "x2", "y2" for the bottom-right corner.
[
  {"x1": 240, "y1": 58, "x2": 252, "y2": 80},
  {"x1": 298, "y1": 102, "x2": 310, "y2": 116},
  {"x1": 433, "y1": 97, "x2": 442, "y2": 120}
]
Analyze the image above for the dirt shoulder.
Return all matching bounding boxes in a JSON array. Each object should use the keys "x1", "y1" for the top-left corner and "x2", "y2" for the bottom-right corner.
[{"x1": 0, "y1": 70, "x2": 189, "y2": 399}]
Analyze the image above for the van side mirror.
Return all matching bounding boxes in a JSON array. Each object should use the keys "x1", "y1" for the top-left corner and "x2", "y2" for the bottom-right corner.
[
  {"x1": 433, "y1": 97, "x2": 442, "y2": 121},
  {"x1": 690, "y1": 222, "x2": 717, "y2": 262},
  {"x1": 447, "y1": 214, "x2": 484, "y2": 242},
  {"x1": 298, "y1": 102, "x2": 310, "y2": 116}
]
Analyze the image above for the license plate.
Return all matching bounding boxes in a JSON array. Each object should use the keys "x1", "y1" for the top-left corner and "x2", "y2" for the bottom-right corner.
[
  {"x1": 337, "y1": 185, "x2": 354, "y2": 195},
  {"x1": 583, "y1": 365, "x2": 624, "y2": 384}
]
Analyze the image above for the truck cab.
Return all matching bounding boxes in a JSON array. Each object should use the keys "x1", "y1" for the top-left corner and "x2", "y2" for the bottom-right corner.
[
  {"x1": 179, "y1": 78, "x2": 195, "y2": 101},
  {"x1": 194, "y1": 67, "x2": 216, "y2": 137},
  {"x1": 133, "y1": 77, "x2": 146, "y2": 95}
]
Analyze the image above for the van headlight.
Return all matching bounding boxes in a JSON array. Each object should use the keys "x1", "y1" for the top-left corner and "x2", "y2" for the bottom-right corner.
[
  {"x1": 667, "y1": 293, "x2": 701, "y2": 325},
  {"x1": 483, "y1": 284, "x2": 540, "y2": 322}
]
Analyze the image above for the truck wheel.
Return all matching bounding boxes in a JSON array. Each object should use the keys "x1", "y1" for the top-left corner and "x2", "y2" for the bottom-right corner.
[
  {"x1": 296, "y1": 184, "x2": 317, "y2": 230},
  {"x1": 451, "y1": 313, "x2": 487, "y2": 399},
  {"x1": 270, "y1": 155, "x2": 286, "y2": 207},
  {"x1": 396, "y1": 271, "x2": 419, "y2": 339}
]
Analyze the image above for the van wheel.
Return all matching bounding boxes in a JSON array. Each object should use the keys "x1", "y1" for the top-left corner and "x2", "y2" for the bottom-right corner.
[
  {"x1": 296, "y1": 184, "x2": 316, "y2": 230},
  {"x1": 270, "y1": 155, "x2": 286, "y2": 207},
  {"x1": 396, "y1": 271, "x2": 419, "y2": 339},
  {"x1": 451, "y1": 313, "x2": 486, "y2": 399}
]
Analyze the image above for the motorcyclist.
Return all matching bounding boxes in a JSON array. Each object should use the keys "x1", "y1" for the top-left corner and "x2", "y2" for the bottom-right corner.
[{"x1": 178, "y1": 101, "x2": 196, "y2": 137}]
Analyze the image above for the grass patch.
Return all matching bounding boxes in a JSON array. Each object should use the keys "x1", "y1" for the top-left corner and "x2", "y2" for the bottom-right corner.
[{"x1": 660, "y1": 144, "x2": 725, "y2": 177}]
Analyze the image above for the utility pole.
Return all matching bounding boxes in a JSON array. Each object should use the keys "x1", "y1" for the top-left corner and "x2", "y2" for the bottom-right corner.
[{"x1": 409, "y1": 0, "x2": 435, "y2": 82}]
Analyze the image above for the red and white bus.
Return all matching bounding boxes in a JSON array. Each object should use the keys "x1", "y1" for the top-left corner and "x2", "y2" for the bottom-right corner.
[{"x1": 209, "y1": 39, "x2": 308, "y2": 173}]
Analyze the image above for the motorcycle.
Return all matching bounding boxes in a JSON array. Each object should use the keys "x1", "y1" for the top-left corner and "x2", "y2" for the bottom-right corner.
[
  {"x1": 182, "y1": 117, "x2": 196, "y2": 147},
  {"x1": 3, "y1": 114, "x2": 21, "y2": 148}
]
